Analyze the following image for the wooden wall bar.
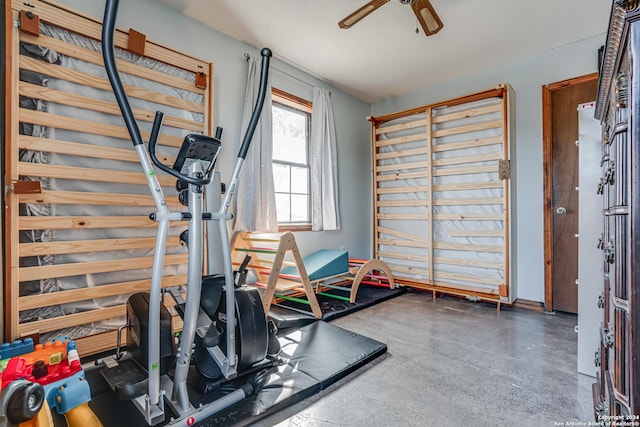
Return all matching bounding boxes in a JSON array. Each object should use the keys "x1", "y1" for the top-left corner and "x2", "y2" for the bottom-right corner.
[
  {"x1": 4, "y1": 0, "x2": 213, "y2": 355},
  {"x1": 369, "y1": 85, "x2": 513, "y2": 304}
]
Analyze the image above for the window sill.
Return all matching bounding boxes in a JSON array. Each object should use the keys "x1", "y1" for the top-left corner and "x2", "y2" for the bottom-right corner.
[{"x1": 278, "y1": 224, "x2": 312, "y2": 232}]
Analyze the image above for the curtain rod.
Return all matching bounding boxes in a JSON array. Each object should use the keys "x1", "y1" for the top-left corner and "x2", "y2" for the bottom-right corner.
[{"x1": 243, "y1": 52, "x2": 328, "y2": 94}]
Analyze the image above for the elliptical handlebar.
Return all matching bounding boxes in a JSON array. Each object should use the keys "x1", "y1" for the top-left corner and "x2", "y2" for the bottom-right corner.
[
  {"x1": 102, "y1": 0, "x2": 144, "y2": 148},
  {"x1": 145, "y1": 111, "x2": 211, "y2": 186},
  {"x1": 238, "y1": 48, "x2": 272, "y2": 160},
  {"x1": 101, "y1": 0, "x2": 272, "y2": 184}
]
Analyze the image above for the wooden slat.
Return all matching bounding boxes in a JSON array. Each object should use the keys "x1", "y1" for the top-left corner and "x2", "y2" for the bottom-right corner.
[
  {"x1": 425, "y1": 106, "x2": 435, "y2": 282},
  {"x1": 432, "y1": 119, "x2": 503, "y2": 138},
  {"x1": 205, "y1": 62, "x2": 214, "y2": 135},
  {"x1": 434, "y1": 240, "x2": 504, "y2": 253},
  {"x1": 11, "y1": 0, "x2": 210, "y2": 74},
  {"x1": 376, "y1": 171, "x2": 429, "y2": 182},
  {"x1": 432, "y1": 152, "x2": 503, "y2": 167},
  {"x1": 432, "y1": 165, "x2": 498, "y2": 177},
  {"x1": 432, "y1": 103, "x2": 502, "y2": 124},
  {"x1": 385, "y1": 277, "x2": 502, "y2": 301},
  {"x1": 370, "y1": 86, "x2": 504, "y2": 124},
  {"x1": 501, "y1": 90, "x2": 512, "y2": 300},
  {"x1": 240, "y1": 236, "x2": 281, "y2": 243},
  {"x1": 21, "y1": 135, "x2": 134, "y2": 162},
  {"x1": 19, "y1": 81, "x2": 204, "y2": 132},
  {"x1": 75, "y1": 330, "x2": 123, "y2": 357},
  {"x1": 19, "y1": 305, "x2": 126, "y2": 335},
  {"x1": 433, "y1": 197, "x2": 504, "y2": 206},
  {"x1": 376, "y1": 160, "x2": 428, "y2": 173},
  {"x1": 19, "y1": 253, "x2": 187, "y2": 282},
  {"x1": 386, "y1": 263, "x2": 430, "y2": 277},
  {"x1": 377, "y1": 213, "x2": 430, "y2": 221},
  {"x1": 433, "y1": 213, "x2": 504, "y2": 221},
  {"x1": 448, "y1": 229, "x2": 504, "y2": 238},
  {"x1": 433, "y1": 256, "x2": 504, "y2": 270},
  {"x1": 19, "y1": 135, "x2": 177, "y2": 166},
  {"x1": 19, "y1": 274, "x2": 187, "y2": 310},
  {"x1": 376, "y1": 117, "x2": 427, "y2": 135},
  {"x1": 371, "y1": 118, "x2": 381, "y2": 255},
  {"x1": 18, "y1": 215, "x2": 166, "y2": 230},
  {"x1": 432, "y1": 136, "x2": 503, "y2": 153},
  {"x1": 434, "y1": 271, "x2": 503, "y2": 287},
  {"x1": 378, "y1": 226, "x2": 427, "y2": 242},
  {"x1": 6, "y1": 10, "x2": 21, "y2": 339},
  {"x1": 19, "y1": 109, "x2": 184, "y2": 148},
  {"x1": 19, "y1": 56, "x2": 203, "y2": 113},
  {"x1": 378, "y1": 250, "x2": 429, "y2": 263},
  {"x1": 272, "y1": 278, "x2": 307, "y2": 292},
  {"x1": 376, "y1": 146, "x2": 429, "y2": 160},
  {"x1": 433, "y1": 181, "x2": 503, "y2": 192},
  {"x1": 19, "y1": 32, "x2": 205, "y2": 95},
  {"x1": 376, "y1": 132, "x2": 426, "y2": 148},
  {"x1": 19, "y1": 190, "x2": 182, "y2": 207},
  {"x1": 378, "y1": 238, "x2": 430, "y2": 249},
  {"x1": 18, "y1": 162, "x2": 176, "y2": 187},
  {"x1": 376, "y1": 185, "x2": 430, "y2": 195},
  {"x1": 377, "y1": 199, "x2": 429, "y2": 208},
  {"x1": 20, "y1": 236, "x2": 182, "y2": 257}
]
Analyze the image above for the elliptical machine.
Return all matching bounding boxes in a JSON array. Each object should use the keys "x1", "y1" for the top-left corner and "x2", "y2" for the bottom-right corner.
[{"x1": 99, "y1": 0, "x2": 275, "y2": 424}]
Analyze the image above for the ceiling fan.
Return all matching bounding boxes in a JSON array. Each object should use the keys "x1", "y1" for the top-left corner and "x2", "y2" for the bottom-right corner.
[{"x1": 338, "y1": 0, "x2": 443, "y2": 37}]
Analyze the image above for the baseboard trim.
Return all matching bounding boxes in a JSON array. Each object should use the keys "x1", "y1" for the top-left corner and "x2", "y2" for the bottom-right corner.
[{"x1": 512, "y1": 298, "x2": 546, "y2": 312}]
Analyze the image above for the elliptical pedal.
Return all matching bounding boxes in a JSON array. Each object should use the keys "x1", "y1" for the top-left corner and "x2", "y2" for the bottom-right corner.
[{"x1": 100, "y1": 359, "x2": 148, "y2": 401}]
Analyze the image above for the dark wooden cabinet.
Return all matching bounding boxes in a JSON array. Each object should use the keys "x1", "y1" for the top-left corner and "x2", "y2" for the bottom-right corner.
[{"x1": 593, "y1": 0, "x2": 640, "y2": 420}]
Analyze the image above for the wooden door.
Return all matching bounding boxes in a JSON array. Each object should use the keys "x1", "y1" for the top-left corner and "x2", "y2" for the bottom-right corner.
[{"x1": 543, "y1": 74, "x2": 598, "y2": 313}]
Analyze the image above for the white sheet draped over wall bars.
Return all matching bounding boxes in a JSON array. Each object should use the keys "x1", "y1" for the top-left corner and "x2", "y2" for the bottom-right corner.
[
  {"x1": 310, "y1": 87, "x2": 340, "y2": 231},
  {"x1": 5, "y1": 0, "x2": 213, "y2": 355},
  {"x1": 370, "y1": 85, "x2": 515, "y2": 304}
]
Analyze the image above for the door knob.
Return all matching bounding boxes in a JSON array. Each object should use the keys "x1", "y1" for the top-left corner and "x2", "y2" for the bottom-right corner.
[{"x1": 556, "y1": 207, "x2": 567, "y2": 215}]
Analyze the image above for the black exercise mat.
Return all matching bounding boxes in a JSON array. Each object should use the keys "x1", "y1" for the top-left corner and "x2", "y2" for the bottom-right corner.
[
  {"x1": 77, "y1": 320, "x2": 386, "y2": 427},
  {"x1": 275, "y1": 284, "x2": 407, "y2": 321}
]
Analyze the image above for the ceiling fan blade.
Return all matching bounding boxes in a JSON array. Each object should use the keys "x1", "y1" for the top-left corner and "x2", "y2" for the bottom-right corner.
[
  {"x1": 412, "y1": 0, "x2": 443, "y2": 36},
  {"x1": 339, "y1": 0, "x2": 390, "y2": 29}
]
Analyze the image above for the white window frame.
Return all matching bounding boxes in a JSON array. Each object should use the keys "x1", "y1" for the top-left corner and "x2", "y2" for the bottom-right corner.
[{"x1": 272, "y1": 88, "x2": 313, "y2": 231}]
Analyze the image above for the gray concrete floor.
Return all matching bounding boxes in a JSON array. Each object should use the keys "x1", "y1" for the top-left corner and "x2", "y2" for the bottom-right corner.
[{"x1": 254, "y1": 290, "x2": 594, "y2": 427}]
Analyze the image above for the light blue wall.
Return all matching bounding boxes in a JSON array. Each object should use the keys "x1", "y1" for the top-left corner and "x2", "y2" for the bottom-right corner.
[
  {"x1": 371, "y1": 34, "x2": 606, "y2": 302},
  {"x1": 55, "y1": 0, "x2": 606, "y2": 302},
  {"x1": 56, "y1": 0, "x2": 373, "y2": 258}
]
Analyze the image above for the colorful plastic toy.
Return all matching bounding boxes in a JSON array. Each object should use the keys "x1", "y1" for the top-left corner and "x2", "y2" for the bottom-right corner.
[
  {"x1": 0, "y1": 338, "x2": 102, "y2": 427},
  {"x1": 0, "y1": 379, "x2": 45, "y2": 427},
  {"x1": 0, "y1": 339, "x2": 35, "y2": 363}
]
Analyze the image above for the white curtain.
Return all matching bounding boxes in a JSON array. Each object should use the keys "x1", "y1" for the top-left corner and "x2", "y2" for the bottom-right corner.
[
  {"x1": 234, "y1": 57, "x2": 278, "y2": 232},
  {"x1": 310, "y1": 87, "x2": 340, "y2": 231}
]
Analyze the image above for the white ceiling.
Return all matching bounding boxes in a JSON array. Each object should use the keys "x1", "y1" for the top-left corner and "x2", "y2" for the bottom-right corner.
[{"x1": 159, "y1": 0, "x2": 611, "y2": 103}]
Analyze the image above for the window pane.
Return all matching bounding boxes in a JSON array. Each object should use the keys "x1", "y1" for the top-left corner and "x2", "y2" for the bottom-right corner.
[
  {"x1": 290, "y1": 194, "x2": 309, "y2": 222},
  {"x1": 271, "y1": 91, "x2": 312, "y2": 227},
  {"x1": 272, "y1": 105, "x2": 307, "y2": 164},
  {"x1": 291, "y1": 166, "x2": 308, "y2": 194},
  {"x1": 273, "y1": 163, "x2": 290, "y2": 193},
  {"x1": 275, "y1": 193, "x2": 290, "y2": 222}
]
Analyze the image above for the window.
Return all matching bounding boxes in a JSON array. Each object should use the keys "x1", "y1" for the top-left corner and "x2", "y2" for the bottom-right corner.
[{"x1": 272, "y1": 88, "x2": 312, "y2": 230}]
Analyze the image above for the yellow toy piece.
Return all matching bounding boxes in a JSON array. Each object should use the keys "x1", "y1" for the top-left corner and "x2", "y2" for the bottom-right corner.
[
  {"x1": 18, "y1": 400, "x2": 53, "y2": 427},
  {"x1": 62, "y1": 402, "x2": 103, "y2": 427}
]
